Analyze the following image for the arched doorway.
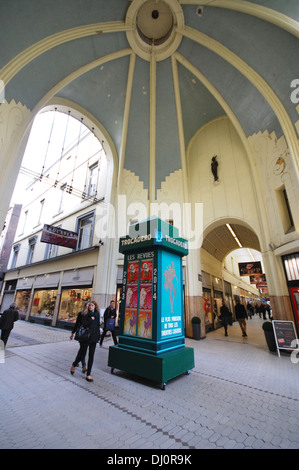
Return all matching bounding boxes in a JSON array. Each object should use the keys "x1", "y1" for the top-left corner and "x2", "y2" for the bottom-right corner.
[
  {"x1": 200, "y1": 220, "x2": 268, "y2": 344},
  {"x1": 11, "y1": 107, "x2": 108, "y2": 206},
  {"x1": 0, "y1": 104, "x2": 119, "y2": 325}
]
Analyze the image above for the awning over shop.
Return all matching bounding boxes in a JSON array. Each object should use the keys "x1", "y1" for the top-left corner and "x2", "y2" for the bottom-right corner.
[
  {"x1": 16, "y1": 277, "x2": 34, "y2": 290},
  {"x1": 34, "y1": 272, "x2": 60, "y2": 289},
  {"x1": 61, "y1": 267, "x2": 94, "y2": 287}
]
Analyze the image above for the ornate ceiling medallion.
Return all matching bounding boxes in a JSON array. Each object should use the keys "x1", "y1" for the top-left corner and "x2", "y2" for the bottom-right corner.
[{"x1": 126, "y1": 0, "x2": 184, "y2": 62}]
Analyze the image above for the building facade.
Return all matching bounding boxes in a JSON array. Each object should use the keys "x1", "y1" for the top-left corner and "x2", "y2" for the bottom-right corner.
[
  {"x1": 0, "y1": 110, "x2": 267, "y2": 334},
  {"x1": 0, "y1": 0, "x2": 299, "y2": 337}
]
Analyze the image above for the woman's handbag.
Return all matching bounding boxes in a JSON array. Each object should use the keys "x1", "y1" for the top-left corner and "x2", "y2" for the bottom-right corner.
[
  {"x1": 106, "y1": 317, "x2": 115, "y2": 331},
  {"x1": 74, "y1": 326, "x2": 91, "y2": 342}
]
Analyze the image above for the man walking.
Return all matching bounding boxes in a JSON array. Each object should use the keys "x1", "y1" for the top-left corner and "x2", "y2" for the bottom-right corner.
[
  {"x1": 235, "y1": 298, "x2": 248, "y2": 337},
  {"x1": 220, "y1": 300, "x2": 230, "y2": 336},
  {"x1": 99, "y1": 300, "x2": 118, "y2": 346}
]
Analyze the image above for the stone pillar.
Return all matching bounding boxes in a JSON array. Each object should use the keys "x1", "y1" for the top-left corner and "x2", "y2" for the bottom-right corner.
[
  {"x1": 262, "y1": 249, "x2": 293, "y2": 321},
  {"x1": 270, "y1": 294, "x2": 293, "y2": 321},
  {"x1": 92, "y1": 236, "x2": 118, "y2": 310},
  {"x1": 0, "y1": 100, "x2": 32, "y2": 230},
  {"x1": 184, "y1": 249, "x2": 204, "y2": 338}
]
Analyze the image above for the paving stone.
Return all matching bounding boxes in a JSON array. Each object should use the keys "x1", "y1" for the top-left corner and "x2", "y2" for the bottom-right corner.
[{"x1": 1, "y1": 318, "x2": 299, "y2": 450}]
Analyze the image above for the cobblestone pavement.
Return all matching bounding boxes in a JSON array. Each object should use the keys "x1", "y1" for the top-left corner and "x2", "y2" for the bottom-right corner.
[{"x1": 1, "y1": 317, "x2": 299, "y2": 450}]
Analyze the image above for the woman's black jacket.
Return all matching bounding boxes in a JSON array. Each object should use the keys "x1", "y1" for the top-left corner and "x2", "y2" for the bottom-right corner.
[
  {"x1": 0, "y1": 307, "x2": 19, "y2": 330},
  {"x1": 72, "y1": 311, "x2": 100, "y2": 343}
]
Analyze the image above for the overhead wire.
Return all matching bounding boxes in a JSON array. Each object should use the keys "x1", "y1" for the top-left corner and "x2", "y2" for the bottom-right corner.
[{"x1": 18, "y1": 146, "x2": 105, "y2": 206}]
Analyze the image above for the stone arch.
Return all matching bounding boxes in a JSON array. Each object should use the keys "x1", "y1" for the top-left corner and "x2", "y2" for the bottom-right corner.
[
  {"x1": 0, "y1": 97, "x2": 119, "y2": 231},
  {"x1": 202, "y1": 217, "x2": 261, "y2": 263},
  {"x1": 38, "y1": 97, "x2": 119, "y2": 206}
]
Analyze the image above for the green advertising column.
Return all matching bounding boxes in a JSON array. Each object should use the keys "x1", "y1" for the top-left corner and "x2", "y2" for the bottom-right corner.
[{"x1": 108, "y1": 217, "x2": 194, "y2": 390}]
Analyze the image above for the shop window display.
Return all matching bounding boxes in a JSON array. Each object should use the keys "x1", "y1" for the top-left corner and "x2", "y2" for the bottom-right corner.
[
  {"x1": 213, "y1": 290, "x2": 223, "y2": 329},
  {"x1": 203, "y1": 289, "x2": 213, "y2": 332},
  {"x1": 15, "y1": 290, "x2": 31, "y2": 316},
  {"x1": 31, "y1": 290, "x2": 57, "y2": 318},
  {"x1": 58, "y1": 288, "x2": 92, "y2": 322}
]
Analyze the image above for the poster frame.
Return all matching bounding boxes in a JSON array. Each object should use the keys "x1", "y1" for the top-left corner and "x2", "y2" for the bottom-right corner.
[{"x1": 272, "y1": 320, "x2": 299, "y2": 357}]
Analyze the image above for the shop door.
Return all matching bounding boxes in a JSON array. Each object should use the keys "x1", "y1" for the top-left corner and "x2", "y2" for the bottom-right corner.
[{"x1": 290, "y1": 286, "x2": 299, "y2": 332}]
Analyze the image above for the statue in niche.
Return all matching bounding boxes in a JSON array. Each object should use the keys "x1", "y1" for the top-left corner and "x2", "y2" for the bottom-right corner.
[{"x1": 211, "y1": 155, "x2": 219, "y2": 182}]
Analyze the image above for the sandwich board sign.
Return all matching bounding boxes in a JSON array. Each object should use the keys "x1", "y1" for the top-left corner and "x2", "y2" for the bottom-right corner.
[{"x1": 272, "y1": 320, "x2": 299, "y2": 357}]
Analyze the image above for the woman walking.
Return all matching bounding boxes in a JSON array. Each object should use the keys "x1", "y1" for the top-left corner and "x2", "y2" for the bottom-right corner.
[{"x1": 70, "y1": 301, "x2": 100, "y2": 382}]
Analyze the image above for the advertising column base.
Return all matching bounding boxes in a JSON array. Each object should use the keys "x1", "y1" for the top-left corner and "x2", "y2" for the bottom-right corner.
[{"x1": 108, "y1": 345, "x2": 195, "y2": 390}]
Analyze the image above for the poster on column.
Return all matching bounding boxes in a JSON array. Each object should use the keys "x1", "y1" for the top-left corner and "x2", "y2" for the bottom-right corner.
[
  {"x1": 125, "y1": 284, "x2": 138, "y2": 309},
  {"x1": 137, "y1": 310, "x2": 152, "y2": 338},
  {"x1": 124, "y1": 257, "x2": 154, "y2": 337},
  {"x1": 138, "y1": 284, "x2": 152, "y2": 310},
  {"x1": 124, "y1": 309, "x2": 137, "y2": 335},
  {"x1": 127, "y1": 261, "x2": 139, "y2": 283},
  {"x1": 140, "y1": 260, "x2": 153, "y2": 283},
  {"x1": 161, "y1": 251, "x2": 183, "y2": 338}
]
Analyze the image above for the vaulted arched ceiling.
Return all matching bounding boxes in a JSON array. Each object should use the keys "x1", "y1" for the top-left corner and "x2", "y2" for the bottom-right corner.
[
  {"x1": 1, "y1": 0, "x2": 298, "y2": 199},
  {"x1": 202, "y1": 223, "x2": 261, "y2": 262}
]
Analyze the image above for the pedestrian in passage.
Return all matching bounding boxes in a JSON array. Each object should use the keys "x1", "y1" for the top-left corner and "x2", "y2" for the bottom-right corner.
[
  {"x1": 247, "y1": 302, "x2": 254, "y2": 319},
  {"x1": 0, "y1": 302, "x2": 19, "y2": 346},
  {"x1": 235, "y1": 298, "x2": 248, "y2": 337},
  {"x1": 220, "y1": 300, "x2": 230, "y2": 336},
  {"x1": 70, "y1": 301, "x2": 100, "y2": 382},
  {"x1": 99, "y1": 300, "x2": 118, "y2": 346}
]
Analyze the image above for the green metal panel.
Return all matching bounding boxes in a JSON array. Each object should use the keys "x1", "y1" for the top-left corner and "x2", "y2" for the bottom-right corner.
[
  {"x1": 111, "y1": 217, "x2": 194, "y2": 388},
  {"x1": 108, "y1": 345, "x2": 194, "y2": 389}
]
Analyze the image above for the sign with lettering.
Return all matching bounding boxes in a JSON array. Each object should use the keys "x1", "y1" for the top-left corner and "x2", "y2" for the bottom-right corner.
[
  {"x1": 238, "y1": 261, "x2": 262, "y2": 277},
  {"x1": 272, "y1": 320, "x2": 299, "y2": 357},
  {"x1": 160, "y1": 251, "x2": 183, "y2": 339},
  {"x1": 122, "y1": 252, "x2": 155, "y2": 340},
  {"x1": 41, "y1": 224, "x2": 78, "y2": 249}
]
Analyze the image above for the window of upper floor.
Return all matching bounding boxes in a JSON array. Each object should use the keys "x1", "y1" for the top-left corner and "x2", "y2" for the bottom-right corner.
[
  {"x1": 87, "y1": 163, "x2": 99, "y2": 198},
  {"x1": 76, "y1": 212, "x2": 95, "y2": 251},
  {"x1": 11, "y1": 108, "x2": 107, "y2": 229},
  {"x1": 10, "y1": 244, "x2": 20, "y2": 269},
  {"x1": 26, "y1": 236, "x2": 37, "y2": 264}
]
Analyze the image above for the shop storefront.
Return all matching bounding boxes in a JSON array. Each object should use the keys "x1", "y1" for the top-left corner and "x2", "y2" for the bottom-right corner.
[
  {"x1": 282, "y1": 253, "x2": 299, "y2": 333},
  {"x1": 56, "y1": 267, "x2": 94, "y2": 328},
  {"x1": 15, "y1": 277, "x2": 34, "y2": 319},
  {"x1": 224, "y1": 280, "x2": 234, "y2": 321},
  {"x1": 29, "y1": 273, "x2": 60, "y2": 324},
  {"x1": 203, "y1": 289, "x2": 212, "y2": 332},
  {"x1": 212, "y1": 277, "x2": 223, "y2": 330},
  {"x1": 116, "y1": 267, "x2": 123, "y2": 316},
  {"x1": 58, "y1": 287, "x2": 93, "y2": 323},
  {"x1": 31, "y1": 289, "x2": 57, "y2": 321},
  {"x1": 0, "y1": 280, "x2": 17, "y2": 313},
  {"x1": 202, "y1": 271, "x2": 213, "y2": 332}
]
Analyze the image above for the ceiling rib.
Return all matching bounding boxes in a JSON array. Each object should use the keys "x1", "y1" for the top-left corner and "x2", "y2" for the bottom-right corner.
[
  {"x1": 0, "y1": 21, "x2": 131, "y2": 86},
  {"x1": 177, "y1": 25, "x2": 299, "y2": 171},
  {"x1": 181, "y1": 0, "x2": 299, "y2": 39}
]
